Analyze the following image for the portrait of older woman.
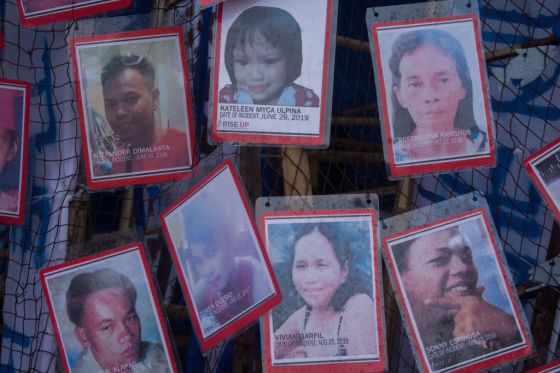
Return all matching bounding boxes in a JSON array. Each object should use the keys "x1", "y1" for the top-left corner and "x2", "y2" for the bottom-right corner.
[
  {"x1": 370, "y1": 15, "x2": 495, "y2": 176},
  {"x1": 389, "y1": 28, "x2": 488, "y2": 162}
]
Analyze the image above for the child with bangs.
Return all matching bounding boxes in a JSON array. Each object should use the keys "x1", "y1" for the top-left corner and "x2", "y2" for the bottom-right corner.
[{"x1": 219, "y1": 6, "x2": 319, "y2": 107}]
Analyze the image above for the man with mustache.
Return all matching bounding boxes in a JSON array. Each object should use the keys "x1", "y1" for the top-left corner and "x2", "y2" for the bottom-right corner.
[
  {"x1": 66, "y1": 269, "x2": 168, "y2": 372},
  {"x1": 394, "y1": 226, "x2": 522, "y2": 370},
  {"x1": 98, "y1": 55, "x2": 188, "y2": 175}
]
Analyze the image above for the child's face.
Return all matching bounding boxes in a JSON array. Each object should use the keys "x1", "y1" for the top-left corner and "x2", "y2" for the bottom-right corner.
[
  {"x1": 233, "y1": 33, "x2": 288, "y2": 105},
  {"x1": 189, "y1": 238, "x2": 234, "y2": 293},
  {"x1": 0, "y1": 129, "x2": 18, "y2": 174}
]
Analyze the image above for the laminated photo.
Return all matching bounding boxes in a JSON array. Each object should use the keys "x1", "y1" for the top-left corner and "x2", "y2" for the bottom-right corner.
[
  {"x1": 40, "y1": 243, "x2": 178, "y2": 373},
  {"x1": 160, "y1": 160, "x2": 281, "y2": 350},
  {"x1": 17, "y1": 0, "x2": 132, "y2": 27},
  {"x1": 210, "y1": 0, "x2": 334, "y2": 145},
  {"x1": 383, "y1": 210, "x2": 531, "y2": 372},
  {"x1": 0, "y1": 79, "x2": 29, "y2": 225},
  {"x1": 199, "y1": 0, "x2": 227, "y2": 8},
  {"x1": 72, "y1": 27, "x2": 196, "y2": 189},
  {"x1": 527, "y1": 361, "x2": 560, "y2": 373},
  {"x1": 370, "y1": 14, "x2": 495, "y2": 177},
  {"x1": 261, "y1": 210, "x2": 386, "y2": 372},
  {"x1": 524, "y1": 137, "x2": 560, "y2": 222}
]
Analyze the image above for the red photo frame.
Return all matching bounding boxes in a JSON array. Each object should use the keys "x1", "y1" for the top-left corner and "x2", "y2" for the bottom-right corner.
[
  {"x1": 382, "y1": 209, "x2": 531, "y2": 372},
  {"x1": 40, "y1": 243, "x2": 179, "y2": 373},
  {"x1": 160, "y1": 160, "x2": 281, "y2": 351},
  {"x1": 210, "y1": 0, "x2": 334, "y2": 146},
  {"x1": 259, "y1": 209, "x2": 386, "y2": 372},
  {"x1": 71, "y1": 27, "x2": 196, "y2": 189},
  {"x1": 524, "y1": 137, "x2": 560, "y2": 222},
  {"x1": 527, "y1": 361, "x2": 560, "y2": 373},
  {"x1": 370, "y1": 14, "x2": 496, "y2": 178},
  {"x1": 0, "y1": 79, "x2": 30, "y2": 225},
  {"x1": 17, "y1": 0, "x2": 132, "y2": 27},
  {"x1": 199, "y1": 0, "x2": 226, "y2": 8}
]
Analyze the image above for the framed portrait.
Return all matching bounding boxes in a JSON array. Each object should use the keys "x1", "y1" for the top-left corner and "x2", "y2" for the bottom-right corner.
[
  {"x1": 210, "y1": 0, "x2": 335, "y2": 146},
  {"x1": 17, "y1": 0, "x2": 132, "y2": 27},
  {"x1": 40, "y1": 243, "x2": 179, "y2": 373},
  {"x1": 260, "y1": 210, "x2": 386, "y2": 372},
  {"x1": 383, "y1": 209, "x2": 531, "y2": 372},
  {"x1": 160, "y1": 160, "x2": 281, "y2": 350},
  {"x1": 524, "y1": 137, "x2": 560, "y2": 222},
  {"x1": 0, "y1": 79, "x2": 30, "y2": 225},
  {"x1": 370, "y1": 14, "x2": 496, "y2": 178},
  {"x1": 71, "y1": 27, "x2": 196, "y2": 189},
  {"x1": 527, "y1": 361, "x2": 560, "y2": 373}
]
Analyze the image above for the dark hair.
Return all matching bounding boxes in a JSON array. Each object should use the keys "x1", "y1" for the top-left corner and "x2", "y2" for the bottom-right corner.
[
  {"x1": 289, "y1": 223, "x2": 370, "y2": 311},
  {"x1": 224, "y1": 6, "x2": 302, "y2": 86},
  {"x1": 66, "y1": 268, "x2": 137, "y2": 326},
  {"x1": 392, "y1": 227, "x2": 466, "y2": 272},
  {"x1": 389, "y1": 28, "x2": 477, "y2": 138},
  {"x1": 392, "y1": 239, "x2": 414, "y2": 273},
  {"x1": 101, "y1": 55, "x2": 155, "y2": 90}
]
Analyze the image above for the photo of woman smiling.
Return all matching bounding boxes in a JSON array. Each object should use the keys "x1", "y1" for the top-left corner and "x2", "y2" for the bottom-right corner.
[
  {"x1": 219, "y1": 6, "x2": 319, "y2": 107},
  {"x1": 267, "y1": 220, "x2": 380, "y2": 364}
]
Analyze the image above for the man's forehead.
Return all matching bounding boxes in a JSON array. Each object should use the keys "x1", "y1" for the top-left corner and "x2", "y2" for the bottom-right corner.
[
  {"x1": 103, "y1": 68, "x2": 152, "y2": 89},
  {"x1": 410, "y1": 228, "x2": 464, "y2": 250}
]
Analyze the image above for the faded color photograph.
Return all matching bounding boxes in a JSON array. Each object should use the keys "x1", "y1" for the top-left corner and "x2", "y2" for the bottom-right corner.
[
  {"x1": 163, "y1": 166, "x2": 276, "y2": 338},
  {"x1": 533, "y1": 146, "x2": 560, "y2": 205},
  {"x1": 387, "y1": 215, "x2": 526, "y2": 371},
  {"x1": 375, "y1": 18, "x2": 492, "y2": 167},
  {"x1": 265, "y1": 215, "x2": 380, "y2": 365},
  {"x1": 42, "y1": 248, "x2": 175, "y2": 373},
  {"x1": 73, "y1": 30, "x2": 193, "y2": 185},
  {"x1": 0, "y1": 86, "x2": 24, "y2": 216}
]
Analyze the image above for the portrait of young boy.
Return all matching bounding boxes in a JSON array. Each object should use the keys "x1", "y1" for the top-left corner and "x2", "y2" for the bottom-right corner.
[
  {"x1": 0, "y1": 81, "x2": 28, "y2": 224},
  {"x1": 41, "y1": 244, "x2": 178, "y2": 373},
  {"x1": 161, "y1": 161, "x2": 281, "y2": 350},
  {"x1": 72, "y1": 27, "x2": 195, "y2": 188}
]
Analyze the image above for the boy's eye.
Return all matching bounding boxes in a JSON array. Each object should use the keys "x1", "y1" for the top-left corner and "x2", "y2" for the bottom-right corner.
[
  {"x1": 234, "y1": 59, "x2": 248, "y2": 66},
  {"x1": 408, "y1": 82, "x2": 420, "y2": 89}
]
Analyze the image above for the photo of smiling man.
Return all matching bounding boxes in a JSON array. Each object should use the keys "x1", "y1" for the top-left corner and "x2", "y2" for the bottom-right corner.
[{"x1": 385, "y1": 212, "x2": 529, "y2": 372}]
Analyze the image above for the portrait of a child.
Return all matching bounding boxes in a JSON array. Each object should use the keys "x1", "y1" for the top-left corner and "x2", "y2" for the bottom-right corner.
[{"x1": 219, "y1": 6, "x2": 319, "y2": 108}]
